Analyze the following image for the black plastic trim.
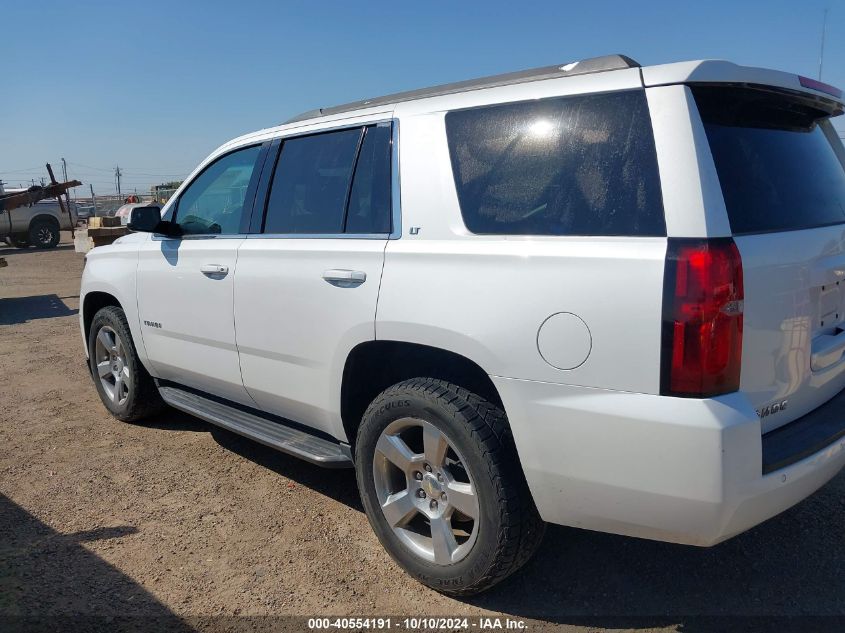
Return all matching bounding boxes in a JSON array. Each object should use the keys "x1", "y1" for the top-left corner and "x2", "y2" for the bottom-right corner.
[
  {"x1": 248, "y1": 138, "x2": 281, "y2": 234},
  {"x1": 762, "y1": 387, "x2": 845, "y2": 474},
  {"x1": 239, "y1": 141, "x2": 272, "y2": 234}
]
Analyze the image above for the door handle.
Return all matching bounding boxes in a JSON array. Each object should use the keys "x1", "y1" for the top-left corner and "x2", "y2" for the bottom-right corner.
[
  {"x1": 812, "y1": 328, "x2": 845, "y2": 371},
  {"x1": 201, "y1": 263, "x2": 229, "y2": 276},
  {"x1": 322, "y1": 269, "x2": 366, "y2": 287}
]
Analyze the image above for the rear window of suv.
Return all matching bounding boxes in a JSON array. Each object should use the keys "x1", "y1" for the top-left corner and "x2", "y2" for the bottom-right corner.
[
  {"x1": 693, "y1": 86, "x2": 845, "y2": 235},
  {"x1": 445, "y1": 90, "x2": 665, "y2": 236}
]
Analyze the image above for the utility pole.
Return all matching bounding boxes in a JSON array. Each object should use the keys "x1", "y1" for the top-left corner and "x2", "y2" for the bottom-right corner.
[
  {"x1": 819, "y1": 8, "x2": 829, "y2": 80},
  {"x1": 115, "y1": 165, "x2": 122, "y2": 197}
]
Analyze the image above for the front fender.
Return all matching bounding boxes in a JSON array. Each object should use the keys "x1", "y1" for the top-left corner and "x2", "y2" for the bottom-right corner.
[{"x1": 80, "y1": 238, "x2": 149, "y2": 370}]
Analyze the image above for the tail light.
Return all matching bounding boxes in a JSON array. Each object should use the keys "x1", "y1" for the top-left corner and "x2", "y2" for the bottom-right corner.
[
  {"x1": 661, "y1": 238, "x2": 744, "y2": 397},
  {"x1": 798, "y1": 75, "x2": 843, "y2": 99}
]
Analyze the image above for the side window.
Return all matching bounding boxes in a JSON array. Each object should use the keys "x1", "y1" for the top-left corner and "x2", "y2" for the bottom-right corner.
[
  {"x1": 346, "y1": 125, "x2": 392, "y2": 234},
  {"x1": 263, "y1": 128, "x2": 362, "y2": 234},
  {"x1": 444, "y1": 90, "x2": 665, "y2": 236},
  {"x1": 174, "y1": 145, "x2": 262, "y2": 235}
]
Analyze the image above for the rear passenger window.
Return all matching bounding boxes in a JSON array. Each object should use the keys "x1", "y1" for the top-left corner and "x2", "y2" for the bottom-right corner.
[
  {"x1": 262, "y1": 125, "x2": 393, "y2": 235},
  {"x1": 263, "y1": 128, "x2": 362, "y2": 234},
  {"x1": 346, "y1": 125, "x2": 392, "y2": 234},
  {"x1": 445, "y1": 90, "x2": 665, "y2": 236}
]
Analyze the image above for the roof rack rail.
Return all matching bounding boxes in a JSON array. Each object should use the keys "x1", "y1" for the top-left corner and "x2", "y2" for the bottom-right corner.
[{"x1": 284, "y1": 54, "x2": 640, "y2": 124}]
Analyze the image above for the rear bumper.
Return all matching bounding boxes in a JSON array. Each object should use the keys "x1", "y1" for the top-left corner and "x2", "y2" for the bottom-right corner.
[
  {"x1": 493, "y1": 377, "x2": 845, "y2": 546},
  {"x1": 762, "y1": 387, "x2": 845, "y2": 473}
]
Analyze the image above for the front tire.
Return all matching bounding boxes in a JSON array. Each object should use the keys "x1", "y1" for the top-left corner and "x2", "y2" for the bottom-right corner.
[
  {"x1": 88, "y1": 306, "x2": 165, "y2": 422},
  {"x1": 29, "y1": 218, "x2": 60, "y2": 248},
  {"x1": 355, "y1": 378, "x2": 545, "y2": 596}
]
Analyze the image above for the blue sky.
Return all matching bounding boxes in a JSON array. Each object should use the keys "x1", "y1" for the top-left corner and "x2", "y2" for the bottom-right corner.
[{"x1": 2, "y1": 0, "x2": 844, "y2": 194}]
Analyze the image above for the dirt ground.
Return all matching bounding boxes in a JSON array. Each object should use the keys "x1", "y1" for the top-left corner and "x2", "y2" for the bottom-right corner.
[{"x1": 2, "y1": 234, "x2": 845, "y2": 632}]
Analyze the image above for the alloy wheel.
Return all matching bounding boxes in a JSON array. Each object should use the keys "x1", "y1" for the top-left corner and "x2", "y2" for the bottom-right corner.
[
  {"x1": 372, "y1": 417, "x2": 480, "y2": 565},
  {"x1": 36, "y1": 226, "x2": 55, "y2": 246},
  {"x1": 94, "y1": 326, "x2": 131, "y2": 407}
]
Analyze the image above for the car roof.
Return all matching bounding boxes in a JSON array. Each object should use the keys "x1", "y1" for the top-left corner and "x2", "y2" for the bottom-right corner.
[
  {"x1": 207, "y1": 55, "x2": 843, "y2": 167},
  {"x1": 284, "y1": 54, "x2": 641, "y2": 124},
  {"x1": 281, "y1": 56, "x2": 844, "y2": 127}
]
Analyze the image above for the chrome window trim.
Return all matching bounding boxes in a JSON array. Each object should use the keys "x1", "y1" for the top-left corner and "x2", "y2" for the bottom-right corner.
[
  {"x1": 151, "y1": 233, "x2": 247, "y2": 241},
  {"x1": 389, "y1": 119, "x2": 402, "y2": 239},
  {"x1": 273, "y1": 117, "x2": 389, "y2": 141},
  {"x1": 245, "y1": 233, "x2": 389, "y2": 240},
  {"x1": 249, "y1": 117, "x2": 402, "y2": 240}
]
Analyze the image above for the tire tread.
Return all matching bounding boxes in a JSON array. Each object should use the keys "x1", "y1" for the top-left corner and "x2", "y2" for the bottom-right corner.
[
  {"x1": 360, "y1": 377, "x2": 545, "y2": 596},
  {"x1": 90, "y1": 306, "x2": 165, "y2": 422}
]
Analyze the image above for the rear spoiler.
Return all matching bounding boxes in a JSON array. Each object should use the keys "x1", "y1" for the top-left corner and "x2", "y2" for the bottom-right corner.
[{"x1": 642, "y1": 60, "x2": 844, "y2": 114}]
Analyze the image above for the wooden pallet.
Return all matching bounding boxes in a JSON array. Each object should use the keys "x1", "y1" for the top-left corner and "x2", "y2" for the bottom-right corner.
[
  {"x1": 74, "y1": 226, "x2": 130, "y2": 253},
  {"x1": 87, "y1": 216, "x2": 122, "y2": 228}
]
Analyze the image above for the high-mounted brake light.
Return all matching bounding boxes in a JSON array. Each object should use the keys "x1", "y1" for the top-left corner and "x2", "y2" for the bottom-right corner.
[
  {"x1": 798, "y1": 75, "x2": 843, "y2": 99},
  {"x1": 660, "y1": 238, "x2": 744, "y2": 398}
]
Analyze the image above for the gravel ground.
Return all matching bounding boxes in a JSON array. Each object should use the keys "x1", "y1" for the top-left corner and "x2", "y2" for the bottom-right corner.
[{"x1": 2, "y1": 234, "x2": 845, "y2": 632}]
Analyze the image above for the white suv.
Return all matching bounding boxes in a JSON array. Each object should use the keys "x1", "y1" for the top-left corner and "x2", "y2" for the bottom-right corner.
[{"x1": 80, "y1": 55, "x2": 845, "y2": 595}]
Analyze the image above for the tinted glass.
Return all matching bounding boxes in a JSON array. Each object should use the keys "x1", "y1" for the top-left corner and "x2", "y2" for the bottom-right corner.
[
  {"x1": 264, "y1": 128, "x2": 362, "y2": 234},
  {"x1": 175, "y1": 145, "x2": 261, "y2": 235},
  {"x1": 445, "y1": 90, "x2": 665, "y2": 236},
  {"x1": 346, "y1": 125, "x2": 392, "y2": 234},
  {"x1": 693, "y1": 86, "x2": 845, "y2": 235}
]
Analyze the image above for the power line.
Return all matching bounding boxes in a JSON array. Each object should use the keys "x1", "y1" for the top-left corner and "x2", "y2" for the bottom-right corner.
[
  {"x1": 67, "y1": 161, "x2": 115, "y2": 172},
  {"x1": 0, "y1": 167, "x2": 49, "y2": 174},
  {"x1": 67, "y1": 160, "x2": 189, "y2": 177}
]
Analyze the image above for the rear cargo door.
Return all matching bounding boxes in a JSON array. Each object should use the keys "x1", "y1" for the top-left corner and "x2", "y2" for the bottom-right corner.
[{"x1": 692, "y1": 86, "x2": 845, "y2": 432}]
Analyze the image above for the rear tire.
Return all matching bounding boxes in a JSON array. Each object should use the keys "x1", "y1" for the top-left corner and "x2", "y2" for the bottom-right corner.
[
  {"x1": 355, "y1": 378, "x2": 545, "y2": 596},
  {"x1": 29, "y1": 218, "x2": 60, "y2": 249},
  {"x1": 88, "y1": 306, "x2": 166, "y2": 422}
]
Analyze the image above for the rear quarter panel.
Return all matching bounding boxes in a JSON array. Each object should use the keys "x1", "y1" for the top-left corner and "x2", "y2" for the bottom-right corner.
[{"x1": 378, "y1": 98, "x2": 666, "y2": 393}]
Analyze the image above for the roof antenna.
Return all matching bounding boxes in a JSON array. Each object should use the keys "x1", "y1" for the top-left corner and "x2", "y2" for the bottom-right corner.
[{"x1": 819, "y1": 7, "x2": 829, "y2": 80}]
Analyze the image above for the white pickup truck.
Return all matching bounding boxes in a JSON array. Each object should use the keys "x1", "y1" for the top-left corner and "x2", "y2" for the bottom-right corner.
[{"x1": 80, "y1": 54, "x2": 845, "y2": 595}]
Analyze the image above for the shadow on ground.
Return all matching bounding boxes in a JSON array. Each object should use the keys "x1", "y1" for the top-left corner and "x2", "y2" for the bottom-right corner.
[
  {"x1": 139, "y1": 407, "x2": 362, "y2": 512},
  {"x1": 0, "y1": 494, "x2": 193, "y2": 632},
  {"x1": 133, "y1": 407, "x2": 209, "y2": 433},
  {"x1": 0, "y1": 244, "x2": 75, "y2": 258},
  {"x1": 0, "y1": 294, "x2": 78, "y2": 325},
  {"x1": 459, "y1": 470, "x2": 845, "y2": 630},
  {"x1": 210, "y1": 426, "x2": 363, "y2": 512}
]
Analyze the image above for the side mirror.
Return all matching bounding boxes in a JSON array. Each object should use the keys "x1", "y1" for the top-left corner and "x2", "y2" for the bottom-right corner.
[
  {"x1": 127, "y1": 206, "x2": 161, "y2": 232},
  {"x1": 127, "y1": 206, "x2": 181, "y2": 237}
]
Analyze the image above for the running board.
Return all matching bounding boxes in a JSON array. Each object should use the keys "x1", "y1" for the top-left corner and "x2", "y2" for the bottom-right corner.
[{"x1": 158, "y1": 386, "x2": 353, "y2": 468}]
